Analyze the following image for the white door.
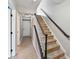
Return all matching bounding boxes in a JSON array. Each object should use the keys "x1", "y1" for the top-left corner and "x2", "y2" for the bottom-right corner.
[
  {"x1": 23, "y1": 19, "x2": 31, "y2": 36},
  {"x1": 8, "y1": 7, "x2": 11, "y2": 58},
  {"x1": 12, "y1": 10, "x2": 16, "y2": 57},
  {"x1": 8, "y1": 8, "x2": 16, "y2": 57}
]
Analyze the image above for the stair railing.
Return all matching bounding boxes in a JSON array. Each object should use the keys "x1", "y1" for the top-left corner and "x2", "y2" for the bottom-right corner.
[
  {"x1": 34, "y1": 25, "x2": 44, "y2": 59},
  {"x1": 34, "y1": 13, "x2": 48, "y2": 59},
  {"x1": 44, "y1": 34, "x2": 47, "y2": 59},
  {"x1": 41, "y1": 9, "x2": 70, "y2": 40}
]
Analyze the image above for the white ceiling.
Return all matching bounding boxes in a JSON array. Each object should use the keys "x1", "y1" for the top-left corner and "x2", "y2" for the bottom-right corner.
[
  {"x1": 11, "y1": 0, "x2": 66, "y2": 14},
  {"x1": 12, "y1": 0, "x2": 41, "y2": 14}
]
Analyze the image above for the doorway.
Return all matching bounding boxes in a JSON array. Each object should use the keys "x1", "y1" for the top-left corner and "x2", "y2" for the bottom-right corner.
[
  {"x1": 14, "y1": 16, "x2": 38, "y2": 59},
  {"x1": 22, "y1": 18, "x2": 31, "y2": 37}
]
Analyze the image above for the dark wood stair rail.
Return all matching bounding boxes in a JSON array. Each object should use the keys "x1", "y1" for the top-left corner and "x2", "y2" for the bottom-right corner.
[{"x1": 45, "y1": 34, "x2": 47, "y2": 59}]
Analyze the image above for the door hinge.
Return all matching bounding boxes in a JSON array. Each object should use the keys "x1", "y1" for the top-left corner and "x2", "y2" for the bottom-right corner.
[
  {"x1": 11, "y1": 32, "x2": 13, "y2": 34},
  {"x1": 11, "y1": 14, "x2": 12, "y2": 17},
  {"x1": 11, "y1": 49, "x2": 13, "y2": 52}
]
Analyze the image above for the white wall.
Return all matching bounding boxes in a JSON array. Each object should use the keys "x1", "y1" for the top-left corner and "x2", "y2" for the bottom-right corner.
[
  {"x1": 16, "y1": 12, "x2": 21, "y2": 45},
  {"x1": 32, "y1": 15, "x2": 42, "y2": 59},
  {"x1": 37, "y1": 0, "x2": 70, "y2": 57},
  {"x1": 38, "y1": 0, "x2": 70, "y2": 35},
  {"x1": 20, "y1": 16, "x2": 23, "y2": 41},
  {"x1": 44, "y1": 16, "x2": 70, "y2": 57}
]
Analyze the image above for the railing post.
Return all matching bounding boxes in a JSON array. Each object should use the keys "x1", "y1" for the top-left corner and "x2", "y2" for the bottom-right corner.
[{"x1": 45, "y1": 34, "x2": 47, "y2": 59}]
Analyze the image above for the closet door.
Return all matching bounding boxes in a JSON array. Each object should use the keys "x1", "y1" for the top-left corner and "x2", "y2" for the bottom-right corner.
[
  {"x1": 8, "y1": 7, "x2": 16, "y2": 57},
  {"x1": 8, "y1": 7, "x2": 11, "y2": 58},
  {"x1": 23, "y1": 19, "x2": 31, "y2": 37}
]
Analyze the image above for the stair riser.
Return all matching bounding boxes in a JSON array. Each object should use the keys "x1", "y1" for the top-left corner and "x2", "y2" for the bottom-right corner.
[
  {"x1": 47, "y1": 36, "x2": 54, "y2": 39},
  {"x1": 59, "y1": 56, "x2": 66, "y2": 59},
  {"x1": 42, "y1": 28, "x2": 49, "y2": 30},
  {"x1": 43, "y1": 31, "x2": 50, "y2": 34},
  {"x1": 41, "y1": 26, "x2": 47, "y2": 28},
  {"x1": 47, "y1": 45, "x2": 60, "y2": 53},
  {"x1": 47, "y1": 40, "x2": 56, "y2": 44},
  {"x1": 39, "y1": 23, "x2": 45, "y2": 24},
  {"x1": 53, "y1": 53, "x2": 65, "y2": 59},
  {"x1": 42, "y1": 29, "x2": 48, "y2": 31},
  {"x1": 44, "y1": 31, "x2": 51, "y2": 34}
]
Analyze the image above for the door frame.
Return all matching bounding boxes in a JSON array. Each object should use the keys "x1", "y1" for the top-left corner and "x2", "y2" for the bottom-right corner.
[
  {"x1": 8, "y1": 6, "x2": 12, "y2": 57},
  {"x1": 22, "y1": 18, "x2": 31, "y2": 37},
  {"x1": 8, "y1": 6, "x2": 17, "y2": 58}
]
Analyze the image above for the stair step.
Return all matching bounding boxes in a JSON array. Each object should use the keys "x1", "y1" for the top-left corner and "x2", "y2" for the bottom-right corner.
[
  {"x1": 47, "y1": 35, "x2": 54, "y2": 39},
  {"x1": 41, "y1": 25, "x2": 47, "y2": 27},
  {"x1": 43, "y1": 29, "x2": 50, "y2": 32},
  {"x1": 41, "y1": 26, "x2": 48, "y2": 30},
  {"x1": 41, "y1": 28, "x2": 51, "y2": 35},
  {"x1": 40, "y1": 23, "x2": 46, "y2": 25},
  {"x1": 42, "y1": 29, "x2": 49, "y2": 32},
  {"x1": 48, "y1": 49, "x2": 65, "y2": 59},
  {"x1": 41, "y1": 26, "x2": 48, "y2": 28},
  {"x1": 40, "y1": 22, "x2": 46, "y2": 24},
  {"x1": 43, "y1": 29, "x2": 49, "y2": 32},
  {"x1": 41, "y1": 27, "x2": 48, "y2": 30},
  {"x1": 44, "y1": 31, "x2": 51, "y2": 35},
  {"x1": 47, "y1": 43, "x2": 60, "y2": 53},
  {"x1": 59, "y1": 56, "x2": 66, "y2": 59},
  {"x1": 48, "y1": 35, "x2": 54, "y2": 37},
  {"x1": 47, "y1": 39, "x2": 56, "y2": 44}
]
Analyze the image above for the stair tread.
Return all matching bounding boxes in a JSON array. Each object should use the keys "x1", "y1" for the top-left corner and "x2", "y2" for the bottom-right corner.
[
  {"x1": 59, "y1": 56, "x2": 66, "y2": 59},
  {"x1": 44, "y1": 32, "x2": 51, "y2": 34},
  {"x1": 40, "y1": 23, "x2": 46, "y2": 24},
  {"x1": 48, "y1": 49, "x2": 65, "y2": 59},
  {"x1": 47, "y1": 43, "x2": 60, "y2": 53},
  {"x1": 47, "y1": 35, "x2": 54, "y2": 39},
  {"x1": 47, "y1": 39, "x2": 56, "y2": 43},
  {"x1": 41, "y1": 26, "x2": 48, "y2": 29},
  {"x1": 47, "y1": 43, "x2": 59, "y2": 49},
  {"x1": 44, "y1": 30, "x2": 50, "y2": 33},
  {"x1": 42, "y1": 28, "x2": 49, "y2": 31},
  {"x1": 48, "y1": 35, "x2": 54, "y2": 37},
  {"x1": 43, "y1": 28, "x2": 49, "y2": 30}
]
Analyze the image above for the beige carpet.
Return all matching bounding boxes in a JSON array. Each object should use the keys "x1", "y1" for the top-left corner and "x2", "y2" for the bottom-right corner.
[{"x1": 9, "y1": 37, "x2": 38, "y2": 59}]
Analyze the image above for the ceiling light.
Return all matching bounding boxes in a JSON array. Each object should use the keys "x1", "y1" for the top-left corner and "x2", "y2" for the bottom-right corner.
[{"x1": 33, "y1": 0, "x2": 37, "y2": 2}]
